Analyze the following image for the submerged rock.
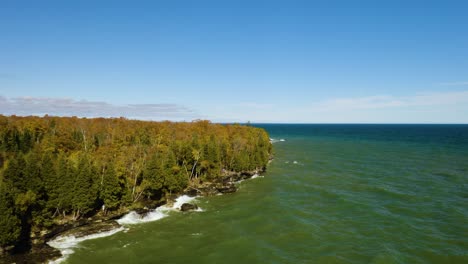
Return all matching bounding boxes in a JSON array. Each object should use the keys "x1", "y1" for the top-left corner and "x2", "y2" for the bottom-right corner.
[{"x1": 180, "y1": 203, "x2": 198, "y2": 211}]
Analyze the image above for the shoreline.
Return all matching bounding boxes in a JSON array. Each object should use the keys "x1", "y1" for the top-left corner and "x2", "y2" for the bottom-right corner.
[{"x1": 2, "y1": 169, "x2": 264, "y2": 264}]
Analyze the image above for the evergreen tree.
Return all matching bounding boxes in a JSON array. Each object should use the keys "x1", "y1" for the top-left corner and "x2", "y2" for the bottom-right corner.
[
  {"x1": 101, "y1": 163, "x2": 122, "y2": 211},
  {"x1": 3, "y1": 153, "x2": 27, "y2": 194},
  {"x1": 143, "y1": 152, "x2": 164, "y2": 198},
  {"x1": 0, "y1": 115, "x2": 272, "y2": 249},
  {"x1": 0, "y1": 184, "x2": 21, "y2": 248},
  {"x1": 54, "y1": 154, "x2": 74, "y2": 215},
  {"x1": 71, "y1": 154, "x2": 98, "y2": 219},
  {"x1": 24, "y1": 150, "x2": 44, "y2": 197}
]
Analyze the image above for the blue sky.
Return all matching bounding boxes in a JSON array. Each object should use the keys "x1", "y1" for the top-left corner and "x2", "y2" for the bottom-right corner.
[{"x1": 1, "y1": 0, "x2": 468, "y2": 123}]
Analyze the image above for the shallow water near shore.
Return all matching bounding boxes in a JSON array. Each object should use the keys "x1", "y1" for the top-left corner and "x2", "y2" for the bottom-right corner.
[{"x1": 58, "y1": 124, "x2": 468, "y2": 263}]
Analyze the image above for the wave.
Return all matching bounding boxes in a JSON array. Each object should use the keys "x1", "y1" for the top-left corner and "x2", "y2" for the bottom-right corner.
[
  {"x1": 116, "y1": 209, "x2": 168, "y2": 225},
  {"x1": 118, "y1": 195, "x2": 202, "y2": 225},
  {"x1": 270, "y1": 138, "x2": 286, "y2": 144},
  {"x1": 251, "y1": 174, "x2": 264, "y2": 179},
  {"x1": 172, "y1": 195, "x2": 198, "y2": 210},
  {"x1": 235, "y1": 173, "x2": 264, "y2": 184},
  {"x1": 47, "y1": 226, "x2": 125, "y2": 264},
  {"x1": 48, "y1": 195, "x2": 203, "y2": 263}
]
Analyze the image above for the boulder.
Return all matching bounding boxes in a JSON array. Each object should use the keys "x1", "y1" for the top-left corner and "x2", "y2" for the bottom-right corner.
[
  {"x1": 180, "y1": 203, "x2": 198, "y2": 212},
  {"x1": 184, "y1": 187, "x2": 201, "y2": 197}
]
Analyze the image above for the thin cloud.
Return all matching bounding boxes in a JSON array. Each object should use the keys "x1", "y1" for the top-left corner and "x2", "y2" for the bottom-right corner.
[
  {"x1": 313, "y1": 91, "x2": 468, "y2": 112},
  {"x1": 438, "y1": 81, "x2": 468, "y2": 86},
  {"x1": 0, "y1": 96, "x2": 198, "y2": 121}
]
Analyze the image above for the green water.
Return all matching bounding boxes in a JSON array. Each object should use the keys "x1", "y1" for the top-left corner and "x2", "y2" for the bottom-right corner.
[{"x1": 64, "y1": 125, "x2": 467, "y2": 263}]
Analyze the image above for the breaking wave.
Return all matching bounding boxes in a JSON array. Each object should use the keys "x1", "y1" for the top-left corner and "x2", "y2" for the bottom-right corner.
[
  {"x1": 116, "y1": 209, "x2": 169, "y2": 225},
  {"x1": 48, "y1": 194, "x2": 203, "y2": 262},
  {"x1": 47, "y1": 227, "x2": 125, "y2": 264}
]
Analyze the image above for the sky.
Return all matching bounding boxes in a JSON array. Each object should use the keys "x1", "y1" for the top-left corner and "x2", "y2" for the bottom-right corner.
[{"x1": 1, "y1": 0, "x2": 468, "y2": 123}]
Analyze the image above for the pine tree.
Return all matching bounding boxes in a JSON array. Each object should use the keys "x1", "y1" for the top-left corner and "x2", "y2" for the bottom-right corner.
[
  {"x1": 143, "y1": 152, "x2": 164, "y2": 198},
  {"x1": 3, "y1": 153, "x2": 27, "y2": 194},
  {"x1": 0, "y1": 183, "x2": 21, "y2": 248},
  {"x1": 71, "y1": 154, "x2": 98, "y2": 219},
  {"x1": 101, "y1": 163, "x2": 122, "y2": 212},
  {"x1": 55, "y1": 154, "x2": 75, "y2": 215}
]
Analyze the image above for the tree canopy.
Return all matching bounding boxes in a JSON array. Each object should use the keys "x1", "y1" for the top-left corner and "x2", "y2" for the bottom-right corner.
[{"x1": 0, "y1": 115, "x2": 271, "y2": 251}]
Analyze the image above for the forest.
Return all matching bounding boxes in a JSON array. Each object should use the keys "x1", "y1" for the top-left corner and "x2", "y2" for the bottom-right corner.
[{"x1": 0, "y1": 115, "x2": 271, "y2": 253}]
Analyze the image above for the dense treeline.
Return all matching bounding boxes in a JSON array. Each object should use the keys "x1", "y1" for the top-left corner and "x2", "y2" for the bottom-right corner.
[{"x1": 0, "y1": 115, "x2": 271, "y2": 252}]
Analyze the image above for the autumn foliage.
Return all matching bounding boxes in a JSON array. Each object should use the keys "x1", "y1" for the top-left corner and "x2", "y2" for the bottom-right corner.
[{"x1": 0, "y1": 115, "x2": 271, "y2": 250}]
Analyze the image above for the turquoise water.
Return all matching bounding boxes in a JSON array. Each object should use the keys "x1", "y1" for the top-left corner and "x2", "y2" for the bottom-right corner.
[{"x1": 63, "y1": 125, "x2": 467, "y2": 263}]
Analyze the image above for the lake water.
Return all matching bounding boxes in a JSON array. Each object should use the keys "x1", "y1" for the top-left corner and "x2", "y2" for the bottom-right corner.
[{"x1": 57, "y1": 124, "x2": 468, "y2": 263}]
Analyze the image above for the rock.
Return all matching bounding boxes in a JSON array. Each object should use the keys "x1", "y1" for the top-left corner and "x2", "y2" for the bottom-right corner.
[
  {"x1": 197, "y1": 186, "x2": 220, "y2": 196},
  {"x1": 184, "y1": 187, "x2": 201, "y2": 197},
  {"x1": 1, "y1": 244, "x2": 61, "y2": 264},
  {"x1": 217, "y1": 185, "x2": 237, "y2": 194},
  {"x1": 180, "y1": 203, "x2": 198, "y2": 211},
  {"x1": 50, "y1": 220, "x2": 121, "y2": 241},
  {"x1": 134, "y1": 207, "x2": 151, "y2": 216}
]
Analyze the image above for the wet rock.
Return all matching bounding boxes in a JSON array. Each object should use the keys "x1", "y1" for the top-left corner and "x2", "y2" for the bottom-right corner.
[
  {"x1": 217, "y1": 185, "x2": 237, "y2": 194},
  {"x1": 184, "y1": 187, "x2": 201, "y2": 197},
  {"x1": 134, "y1": 207, "x2": 151, "y2": 217},
  {"x1": 51, "y1": 220, "x2": 121, "y2": 241},
  {"x1": 180, "y1": 203, "x2": 198, "y2": 211},
  {"x1": 1, "y1": 244, "x2": 61, "y2": 264},
  {"x1": 197, "y1": 186, "x2": 220, "y2": 196}
]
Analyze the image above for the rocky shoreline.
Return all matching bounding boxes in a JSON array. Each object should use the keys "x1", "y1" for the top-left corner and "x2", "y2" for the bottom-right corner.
[{"x1": 1, "y1": 169, "x2": 263, "y2": 264}]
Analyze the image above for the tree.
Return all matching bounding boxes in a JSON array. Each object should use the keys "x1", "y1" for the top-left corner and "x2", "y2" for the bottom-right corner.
[
  {"x1": 100, "y1": 163, "x2": 122, "y2": 212},
  {"x1": 52, "y1": 154, "x2": 75, "y2": 216},
  {"x1": 0, "y1": 183, "x2": 21, "y2": 248},
  {"x1": 142, "y1": 151, "x2": 164, "y2": 199},
  {"x1": 71, "y1": 154, "x2": 98, "y2": 220},
  {"x1": 2, "y1": 153, "x2": 27, "y2": 194},
  {"x1": 0, "y1": 115, "x2": 272, "y2": 247}
]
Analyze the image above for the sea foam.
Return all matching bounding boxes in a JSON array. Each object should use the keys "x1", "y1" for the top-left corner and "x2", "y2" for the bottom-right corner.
[
  {"x1": 251, "y1": 173, "x2": 264, "y2": 179},
  {"x1": 117, "y1": 195, "x2": 201, "y2": 225},
  {"x1": 48, "y1": 195, "x2": 203, "y2": 263},
  {"x1": 116, "y1": 209, "x2": 168, "y2": 225},
  {"x1": 270, "y1": 138, "x2": 286, "y2": 144},
  {"x1": 171, "y1": 195, "x2": 198, "y2": 210},
  {"x1": 47, "y1": 226, "x2": 125, "y2": 264}
]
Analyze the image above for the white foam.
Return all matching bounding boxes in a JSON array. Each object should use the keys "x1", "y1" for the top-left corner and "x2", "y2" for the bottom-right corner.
[
  {"x1": 270, "y1": 138, "x2": 285, "y2": 144},
  {"x1": 48, "y1": 249, "x2": 72, "y2": 264},
  {"x1": 117, "y1": 208, "x2": 168, "y2": 225},
  {"x1": 293, "y1": 161, "x2": 298, "y2": 164},
  {"x1": 48, "y1": 195, "x2": 204, "y2": 262},
  {"x1": 251, "y1": 173, "x2": 264, "y2": 179},
  {"x1": 235, "y1": 174, "x2": 263, "y2": 184},
  {"x1": 47, "y1": 226, "x2": 125, "y2": 264},
  {"x1": 172, "y1": 195, "x2": 197, "y2": 210},
  {"x1": 117, "y1": 195, "x2": 201, "y2": 225},
  {"x1": 234, "y1": 179, "x2": 245, "y2": 184}
]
